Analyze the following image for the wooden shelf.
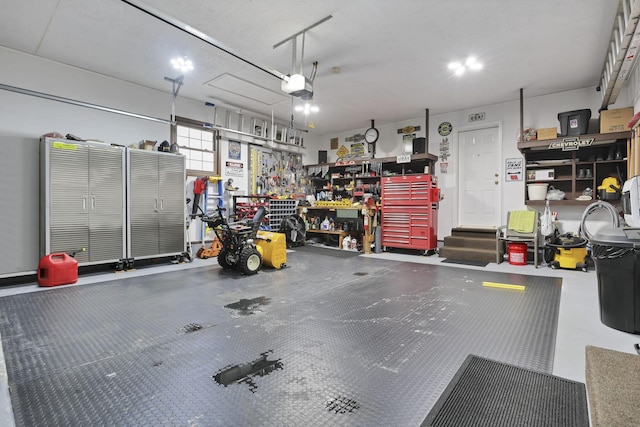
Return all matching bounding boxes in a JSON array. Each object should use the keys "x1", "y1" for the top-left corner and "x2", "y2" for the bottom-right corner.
[
  {"x1": 521, "y1": 131, "x2": 630, "y2": 206},
  {"x1": 305, "y1": 152, "x2": 437, "y2": 168},
  {"x1": 518, "y1": 131, "x2": 631, "y2": 151}
]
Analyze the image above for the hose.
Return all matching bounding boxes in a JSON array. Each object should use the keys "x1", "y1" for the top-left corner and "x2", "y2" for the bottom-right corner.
[{"x1": 579, "y1": 201, "x2": 621, "y2": 241}]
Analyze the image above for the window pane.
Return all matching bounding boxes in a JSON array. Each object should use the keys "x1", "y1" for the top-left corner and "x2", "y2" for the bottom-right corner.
[
  {"x1": 189, "y1": 128, "x2": 202, "y2": 140},
  {"x1": 177, "y1": 125, "x2": 189, "y2": 137},
  {"x1": 175, "y1": 121, "x2": 216, "y2": 174},
  {"x1": 177, "y1": 135, "x2": 189, "y2": 146}
]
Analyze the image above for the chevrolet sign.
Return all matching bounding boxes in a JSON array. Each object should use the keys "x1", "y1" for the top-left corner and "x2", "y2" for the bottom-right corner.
[{"x1": 548, "y1": 137, "x2": 594, "y2": 151}]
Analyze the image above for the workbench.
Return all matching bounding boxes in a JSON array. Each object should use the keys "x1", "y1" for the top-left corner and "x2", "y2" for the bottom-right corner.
[{"x1": 304, "y1": 229, "x2": 351, "y2": 249}]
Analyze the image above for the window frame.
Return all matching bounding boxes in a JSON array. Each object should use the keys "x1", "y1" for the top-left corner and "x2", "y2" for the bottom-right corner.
[{"x1": 172, "y1": 116, "x2": 220, "y2": 177}]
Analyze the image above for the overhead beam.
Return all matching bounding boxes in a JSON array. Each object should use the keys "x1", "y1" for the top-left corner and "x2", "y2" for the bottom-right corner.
[{"x1": 272, "y1": 15, "x2": 333, "y2": 49}]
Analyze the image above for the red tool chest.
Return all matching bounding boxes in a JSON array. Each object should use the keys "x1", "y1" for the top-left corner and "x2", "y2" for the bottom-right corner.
[{"x1": 381, "y1": 174, "x2": 439, "y2": 253}]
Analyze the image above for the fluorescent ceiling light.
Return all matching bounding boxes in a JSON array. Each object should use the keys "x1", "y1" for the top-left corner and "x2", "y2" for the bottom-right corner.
[
  {"x1": 294, "y1": 103, "x2": 319, "y2": 115},
  {"x1": 448, "y1": 56, "x2": 483, "y2": 76},
  {"x1": 171, "y1": 57, "x2": 194, "y2": 73}
]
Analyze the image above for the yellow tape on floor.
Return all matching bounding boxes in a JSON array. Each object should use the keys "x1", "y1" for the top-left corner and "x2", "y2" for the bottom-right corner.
[{"x1": 482, "y1": 281, "x2": 526, "y2": 291}]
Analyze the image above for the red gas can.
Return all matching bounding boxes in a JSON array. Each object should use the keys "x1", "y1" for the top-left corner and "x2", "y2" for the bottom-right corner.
[{"x1": 37, "y1": 253, "x2": 78, "y2": 287}]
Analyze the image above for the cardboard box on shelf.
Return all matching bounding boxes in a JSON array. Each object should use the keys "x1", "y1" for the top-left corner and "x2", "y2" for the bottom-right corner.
[
  {"x1": 537, "y1": 128, "x2": 558, "y2": 140},
  {"x1": 600, "y1": 107, "x2": 634, "y2": 133},
  {"x1": 527, "y1": 169, "x2": 554, "y2": 181},
  {"x1": 139, "y1": 140, "x2": 157, "y2": 150}
]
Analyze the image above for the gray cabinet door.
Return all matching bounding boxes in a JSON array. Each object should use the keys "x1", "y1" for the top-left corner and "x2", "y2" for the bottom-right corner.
[
  {"x1": 128, "y1": 150, "x2": 160, "y2": 258},
  {"x1": 44, "y1": 139, "x2": 126, "y2": 265},
  {"x1": 0, "y1": 137, "x2": 40, "y2": 277},
  {"x1": 158, "y1": 154, "x2": 185, "y2": 255},
  {"x1": 126, "y1": 150, "x2": 186, "y2": 260},
  {"x1": 88, "y1": 144, "x2": 126, "y2": 262},
  {"x1": 47, "y1": 140, "x2": 90, "y2": 263}
]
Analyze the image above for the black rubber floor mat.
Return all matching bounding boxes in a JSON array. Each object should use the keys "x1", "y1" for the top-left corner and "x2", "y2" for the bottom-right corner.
[
  {"x1": 0, "y1": 253, "x2": 562, "y2": 426},
  {"x1": 293, "y1": 244, "x2": 361, "y2": 258},
  {"x1": 422, "y1": 355, "x2": 589, "y2": 427}
]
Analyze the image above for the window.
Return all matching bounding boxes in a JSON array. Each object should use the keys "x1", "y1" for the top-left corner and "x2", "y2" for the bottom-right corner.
[{"x1": 173, "y1": 117, "x2": 219, "y2": 176}]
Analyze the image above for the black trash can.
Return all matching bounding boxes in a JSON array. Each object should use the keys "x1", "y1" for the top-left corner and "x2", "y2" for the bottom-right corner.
[{"x1": 591, "y1": 227, "x2": 640, "y2": 334}]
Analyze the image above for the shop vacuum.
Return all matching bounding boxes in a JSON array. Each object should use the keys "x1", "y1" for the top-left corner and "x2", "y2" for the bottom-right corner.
[
  {"x1": 541, "y1": 200, "x2": 589, "y2": 271},
  {"x1": 544, "y1": 233, "x2": 589, "y2": 272}
]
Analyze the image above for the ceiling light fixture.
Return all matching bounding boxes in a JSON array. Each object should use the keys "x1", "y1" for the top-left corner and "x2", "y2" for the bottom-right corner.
[
  {"x1": 294, "y1": 103, "x2": 319, "y2": 115},
  {"x1": 171, "y1": 56, "x2": 194, "y2": 73},
  {"x1": 448, "y1": 56, "x2": 483, "y2": 76}
]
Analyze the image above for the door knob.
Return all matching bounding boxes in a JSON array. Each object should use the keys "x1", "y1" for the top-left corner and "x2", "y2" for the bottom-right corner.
[
  {"x1": 495, "y1": 181, "x2": 499, "y2": 185},
  {"x1": 495, "y1": 173, "x2": 499, "y2": 177}
]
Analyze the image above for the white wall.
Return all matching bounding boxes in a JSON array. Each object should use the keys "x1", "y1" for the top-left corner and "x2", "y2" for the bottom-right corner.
[
  {"x1": 309, "y1": 86, "x2": 634, "y2": 240},
  {"x1": 0, "y1": 45, "x2": 315, "y2": 190},
  {"x1": 2, "y1": 45, "x2": 634, "y2": 241}
]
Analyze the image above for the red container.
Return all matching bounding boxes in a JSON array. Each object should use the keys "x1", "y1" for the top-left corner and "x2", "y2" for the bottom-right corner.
[
  {"x1": 38, "y1": 253, "x2": 78, "y2": 287},
  {"x1": 508, "y1": 243, "x2": 528, "y2": 266}
]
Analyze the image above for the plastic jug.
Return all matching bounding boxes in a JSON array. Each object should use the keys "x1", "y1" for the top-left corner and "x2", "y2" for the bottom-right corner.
[
  {"x1": 321, "y1": 217, "x2": 330, "y2": 230},
  {"x1": 342, "y1": 235, "x2": 351, "y2": 250}
]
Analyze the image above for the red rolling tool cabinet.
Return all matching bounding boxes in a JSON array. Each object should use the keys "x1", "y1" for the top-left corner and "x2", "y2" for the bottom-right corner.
[{"x1": 381, "y1": 174, "x2": 439, "y2": 253}]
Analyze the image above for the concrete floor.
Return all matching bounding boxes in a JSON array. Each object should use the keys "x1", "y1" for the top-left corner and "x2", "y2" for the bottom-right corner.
[{"x1": 0, "y1": 249, "x2": 637, "y2": 426}]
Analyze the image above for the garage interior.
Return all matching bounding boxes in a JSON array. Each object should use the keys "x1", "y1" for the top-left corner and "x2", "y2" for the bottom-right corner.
[{"x1": 2, "y1": 1, "x2": 640, "y2": 426}]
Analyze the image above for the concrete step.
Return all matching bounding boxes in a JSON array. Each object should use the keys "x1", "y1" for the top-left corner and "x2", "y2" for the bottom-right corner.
[
  {"x1": 438, "y1": 247, "x2": 496, "y2": 263},
  {"x1": 450, "y1": 227, "x2": 497, "y2": 240},
  {"x1": 443, "y1": 235, "x2": 497, "y2": 251}
]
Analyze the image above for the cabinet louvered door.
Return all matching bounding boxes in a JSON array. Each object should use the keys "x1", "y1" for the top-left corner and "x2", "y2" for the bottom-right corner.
[
  {"x1": 158, "y1": 154, "x2": 185, "y2": 255},
  {"x1": 47, "y1": 141, "x2": 90, "y2": 263},
  {"x1": 88, "y1": 144, "x2": 126, "y2": 262},
  {"x1": 127, "y1": 150, "x2": 160, "y2": 258}
]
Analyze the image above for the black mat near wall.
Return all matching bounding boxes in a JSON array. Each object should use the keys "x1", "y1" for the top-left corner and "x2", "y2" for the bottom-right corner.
[
  {"x1": 0, "y1": 253, "x2": 562, "y2": 426},
  {"x1": 293, "y1": 244, "x2": 361, "y2": 258},
  {"x1": 441, "y1": 258, "x2": 489, "y2": 267},
  {"x1": 422, "y1": 355, "x2": 589, "y2": 427}
]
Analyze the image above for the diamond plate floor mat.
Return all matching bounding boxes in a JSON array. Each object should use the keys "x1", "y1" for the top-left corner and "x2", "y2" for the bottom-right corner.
[
  {"x1": 0, "y1": 253, "x2": 562, "y2": 426},
  {"x1": 422, "y1": 355, "x2": 589, "y2": 427}
]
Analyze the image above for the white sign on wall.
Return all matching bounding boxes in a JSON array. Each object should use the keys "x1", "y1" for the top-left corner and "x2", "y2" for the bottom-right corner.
[
  {"x1": 225, "y1": 161, "x2": 244, "y2": 177},
  {"x1": 505, "y1": 157, "x2": 523, "y2": 181}
]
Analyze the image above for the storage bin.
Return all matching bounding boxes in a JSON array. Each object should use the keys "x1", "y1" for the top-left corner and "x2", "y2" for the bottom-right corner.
[
  {"x1": 591, "y1": 227, "x2": 640, "y2": 334},
  {"x1": 558, "y1": 109, "x2": 591, "y2": 136},
  {"x1": 508, "y1": 242, "x2": 528, "y2": 265},
  {"x1": 527, "y1": 183, "x2": 548, "y2": 200}
]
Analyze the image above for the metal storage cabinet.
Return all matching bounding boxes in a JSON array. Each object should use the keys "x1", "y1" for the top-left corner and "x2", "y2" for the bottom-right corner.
[
  {"x1": 381, "y1": 174, "x2": 439, "y2": 253},
  {"x1": 41, "y1": 138, "x2": 126, "y2": 266},
  {"x1": 127, "y1": 149, "x2": 185, "y2": 261},
  {"x1": 1, "y1": 136, "x2": 40, "y2": 278}
]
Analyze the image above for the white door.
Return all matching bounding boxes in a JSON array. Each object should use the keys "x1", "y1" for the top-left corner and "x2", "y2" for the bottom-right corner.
[{"x1": 458, "y1": 124, "x2": 502, "y2": 227}]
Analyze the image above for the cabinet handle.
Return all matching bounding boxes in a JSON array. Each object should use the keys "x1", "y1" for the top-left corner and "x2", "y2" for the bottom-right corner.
[
  {"x1": 82, "y1": 197, "x2": 87, "y2": 211},
  {"x1": 91, "y1": 197, "x2": 96, "y2": 210},
  {"x1": 160, "y1": 198, "x2": 164, "y2": 211},
  {"x1": 154, "y1": 199, "x2": 158, "y2": 212}
]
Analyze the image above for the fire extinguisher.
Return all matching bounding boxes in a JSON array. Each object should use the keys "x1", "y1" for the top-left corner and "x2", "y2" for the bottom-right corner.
[{"x1": 362, "y1": 207, "x2": 369, "y2": 231}]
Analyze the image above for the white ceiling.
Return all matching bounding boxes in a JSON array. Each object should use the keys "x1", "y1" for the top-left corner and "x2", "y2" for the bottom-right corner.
[{"x1": 0, "y1": 0, "x2": 620, "y2": 135}]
